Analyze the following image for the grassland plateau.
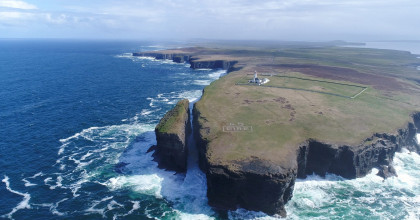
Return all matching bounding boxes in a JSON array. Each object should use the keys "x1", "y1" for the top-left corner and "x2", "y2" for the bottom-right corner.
[{"x1": 134, "y1": 44, "x2": 420, "y2": 217}]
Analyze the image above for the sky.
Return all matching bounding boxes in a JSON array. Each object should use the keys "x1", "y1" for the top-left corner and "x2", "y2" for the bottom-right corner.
[{"x1": 0, "y1": 0, "x2": 420, "y2": 41}]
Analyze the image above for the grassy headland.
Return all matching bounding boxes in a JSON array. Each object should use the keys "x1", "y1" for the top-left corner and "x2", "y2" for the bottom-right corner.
[
  {"x1": 189, "y1": 46, "x2": 420, "y2": 168},
  {"x1": 141, "y1": 45, "x2": 420, "y2": 169}
]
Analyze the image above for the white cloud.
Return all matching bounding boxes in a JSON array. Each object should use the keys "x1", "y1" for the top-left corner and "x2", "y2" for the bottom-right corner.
[
  {"x1": 0, "y1": 11, "x2": 35, "y2": 26},
  {"x1": 0, "y1": 0, "x2": 37, "y2": 10},
  {"x1": 1, "y1": 0, "x2": 420, "y2": 40}
]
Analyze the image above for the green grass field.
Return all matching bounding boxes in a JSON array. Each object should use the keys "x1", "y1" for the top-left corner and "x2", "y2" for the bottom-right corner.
[
  {"x1": 236, "y1": 74, "x2": 368, "y2": 99},
  {"x1": 190, "y1": 46, "x2": 420, "y2": 165}
]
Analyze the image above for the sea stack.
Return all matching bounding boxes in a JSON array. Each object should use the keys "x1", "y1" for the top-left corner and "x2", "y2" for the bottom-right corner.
[{"x1": 153, "y1": 99, "x2": 191, "y2": 172}]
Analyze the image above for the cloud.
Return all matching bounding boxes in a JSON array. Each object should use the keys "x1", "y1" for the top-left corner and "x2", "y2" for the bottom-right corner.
[
  {"x1": 0, "y1": 0, "x2": 419, "y2": 40},
  {"x1": 0, "y1": 0, "x2": 37, "y2": 10}
]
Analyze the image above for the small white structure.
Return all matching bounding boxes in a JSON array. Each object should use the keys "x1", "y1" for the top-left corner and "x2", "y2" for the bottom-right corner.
[{"x1": 249, "y1": 71, "x2": 269, "y2": 85}]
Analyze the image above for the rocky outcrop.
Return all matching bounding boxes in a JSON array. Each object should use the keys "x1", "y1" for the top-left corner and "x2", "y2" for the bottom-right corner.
[
  {"x1": 194, "y1": 106, "x2": 420, "y2": 216},
  {"x1": 153, "y1": 99, "x2": 191, "y2": 172}
]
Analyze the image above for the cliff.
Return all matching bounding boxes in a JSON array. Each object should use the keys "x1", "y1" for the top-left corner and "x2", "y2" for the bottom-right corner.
[
  {"x1": 297, "y1": 114, "x2": 420, "y2": 179},
  {"x1": 132, "y1": 51, "x2": 238, "y2": 72},
  {"x1": 138, "y1": 47, "x2": 420, "y2": 217},
  {"x1": 193, "y1": 106, "x2": 295, "y2": 216},
  {"x1": 194, "y1": 106, "x2": 420, "y2": 216},
  {"x1": 189, "y1": 58, "x2": 238, "y2": 71},
  {"x1": 153, "y1": 99, "x2": 191, "y2": 172}
]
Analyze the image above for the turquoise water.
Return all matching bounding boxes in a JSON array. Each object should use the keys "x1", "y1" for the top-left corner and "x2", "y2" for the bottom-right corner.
[{"x1": 0, "y1": 39, "x2": 419, "y2": 219}]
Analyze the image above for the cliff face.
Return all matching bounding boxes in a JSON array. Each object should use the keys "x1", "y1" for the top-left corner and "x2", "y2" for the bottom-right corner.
[
  {"x1": 297, "y1": 113, "x2": 420, "y2": 179},
  {"x1": 193, "y1": 106, "x2": 296, "y2": 217},
  {"x1": 132, "y1": 52, "x2": 238, "y2": 72},
  {"x1": 194, "y1": 106, "x2": 420, "y2": 216},
  {"x1": 154, "y1": 99, "x2": 191, "y2": 172},
  {"x1": 189, "y1": 59, "x2": 238, "y2": 72},
  {"x1": 205, "y1": 160, "x2": 296, "y2": 217}
]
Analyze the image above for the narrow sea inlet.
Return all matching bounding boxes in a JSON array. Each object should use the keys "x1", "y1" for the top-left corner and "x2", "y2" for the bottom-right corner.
[{"x1": 0, "y1": 40, "x2": 419, "y2": 219}]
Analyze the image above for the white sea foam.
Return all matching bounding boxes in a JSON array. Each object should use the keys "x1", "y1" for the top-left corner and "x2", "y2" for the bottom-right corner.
[
  {"x1": 176, "y1": 90, "x2": 203, "y2": 103},
  {"x1": 416, "y1": 133, "x2": 420, "y2": 144},
  {"x1": 208, "y1": 70, "x2": 227, "y2": 79},
  {"x1": 176, "y1": 212, "x2": 216, "y2": 220},
  {"x1": 49, "y1": 176, "x2": 63, "y2": 190},
  {"x1": 146, "y1": 45, "x2": 164, "y2": 48},
  {"x1": 136, "y1": 56, "x2": 156, "y2": 61},
  {"x1": 50, "y1": 198, "x2": 68, "y2": 216},
  {"x1": 229, "y1": 208, "x2": 279, "y2": 220},
  {"x1": 85, "y1": 196, "x2": 114, "y2": 217},
  {"x1": 106, "y1": 175, "x2": 163, "y2": 198},
  {"x1": 107, "y1": 200, "x2": 124, "y2": 211},
  {"x1": 22, "y1": 178, "x2": 36, "y2": 187},
  {"x1": 193, "y1": 80, "x2": 212, "y2": 86},
  {"x1": 1, "y1": 176, "x2": 31, "y2": 219},
  {"x1": 59, "y1": 126, "x2": 100, "y2": 144},
  {"x1": 33, "y1": 198, "x2": 68, "y2": 216},
  {"x1": 114, "y1": 53, "x2": 133, "y2": 59},
  {"x1": 148, "y1": 90, "x2": 203, "y2": 106},
  {"x1": 111, "y1": 201, "x2": 140, "y2": 219},
  {"x1": 44, "y1": 177, "x2": 53, "y2": 184},
  {"x1": 30, "y1": 172, "x2": 43, "y2": 178},
  {"x1": 140, "y1": 109, "x2": 154, "y2": 116},
  {"x1": 54, "y1": 122, "x2": 156, "y2": 203},
  {"x1": 283, "y1": 150, "x2": 420, "y2": 219},
  {"x1": 147, "y1": 97, "x2": 156, "y2": 107},
  {"x1": 161, "y1": 59, "x2": 178, "y2": 64},
  {"x1": 70, "y1": 175, "x2": 89, "y2": 197}
]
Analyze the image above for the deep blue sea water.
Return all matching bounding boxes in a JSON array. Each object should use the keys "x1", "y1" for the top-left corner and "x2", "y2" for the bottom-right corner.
[{"x1": 0, "y1": 40, "x2": 419, "y2": 220}]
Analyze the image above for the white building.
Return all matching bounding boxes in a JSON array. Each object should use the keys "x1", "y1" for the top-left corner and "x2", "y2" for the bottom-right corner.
[{"x1": 249, "y1": 71, "x2": 269, "y2": 85}]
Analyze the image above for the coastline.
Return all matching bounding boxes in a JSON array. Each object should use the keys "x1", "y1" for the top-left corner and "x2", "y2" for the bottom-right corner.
[{"x1": 133, "y1": 46, "x2": 420, "y2": 217}]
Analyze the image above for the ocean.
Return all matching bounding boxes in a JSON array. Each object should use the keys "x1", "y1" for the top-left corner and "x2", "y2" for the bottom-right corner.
[{"x1": 0, "y1": 39, "x2": 419, "y2": 220}]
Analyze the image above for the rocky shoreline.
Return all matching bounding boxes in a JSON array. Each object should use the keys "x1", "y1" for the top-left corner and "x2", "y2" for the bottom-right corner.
[{"x1": 135, "y1": 51, "x2": 420, "y2": 217}]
